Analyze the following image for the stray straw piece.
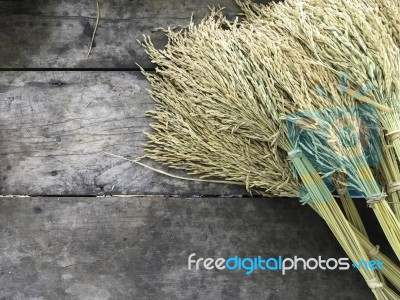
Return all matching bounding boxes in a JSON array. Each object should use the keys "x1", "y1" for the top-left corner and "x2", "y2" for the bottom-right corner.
[{"x1": 86, "y1": 0, "x2": 100, "y2": 58}]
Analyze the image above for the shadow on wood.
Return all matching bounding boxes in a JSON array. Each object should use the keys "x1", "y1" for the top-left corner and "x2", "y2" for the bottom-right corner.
[
  {"x1": 0, "y1": 0, "x2": 273, "y2": 68},
  {"x1": 0, "y1": 196, "x2": 374, "y2": 300}
]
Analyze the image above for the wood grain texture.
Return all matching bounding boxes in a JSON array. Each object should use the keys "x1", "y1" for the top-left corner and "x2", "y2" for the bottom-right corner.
[
  {"x1": 0, "y1": 71, "x2": 248, "y2": 196},
  {"x1": 0, "y1": 2, "x2": 383, "y2": 299},
  {"x1": 0, "y1": 196, "x2": 374, "y2": 300},
  {"x1": 0, "y1": 0, "x2": 271, "y2": 68}
]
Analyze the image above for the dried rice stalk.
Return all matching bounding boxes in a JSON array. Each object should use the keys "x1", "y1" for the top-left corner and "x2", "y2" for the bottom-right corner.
[
  {"x1": 140, "y1": 14, "x2": 297, "y2": 197},
  {"x1": 334, "y1": 173, "x2": 368, "y2": 236},
  {"x1": 238, "y1": 0, "x2": 400, "y2": 258},
  {"x1": 137, "y1": 2, "x2": 400, "y2": 298},
  {"x1": 370, "y1": 0, "x2": 400, "y2": 47},
  {"x1": 240, "y1": 0, "x2": 400, "y2": 215},
  {"x1": 234, "y1": 8, "x2": 400, "y2": 262}
]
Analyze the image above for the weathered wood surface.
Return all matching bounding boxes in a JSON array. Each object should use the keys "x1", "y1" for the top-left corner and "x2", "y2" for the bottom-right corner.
[
  {"x1": 0, "y1": 2, "x2": 387, "y2": 299},
  {"x1": 0, "y1": 196, "x2": 374, "y2": 299},
  {"x1": 0, "y1": 0, "x2": 270, "y2": 69},
  {"x1": 0, "y1": 71, "x2": 248, "y2": 196}
]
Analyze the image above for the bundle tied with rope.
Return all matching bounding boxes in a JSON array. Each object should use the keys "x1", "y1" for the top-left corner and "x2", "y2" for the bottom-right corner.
[{"x1": 112, "y1": 0, "x2": 400, "y2": 298}]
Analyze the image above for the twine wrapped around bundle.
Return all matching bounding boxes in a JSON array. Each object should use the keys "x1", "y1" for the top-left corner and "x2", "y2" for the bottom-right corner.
[{"x1": 132, "y1": 1, "x2": 400, "y2": 298}]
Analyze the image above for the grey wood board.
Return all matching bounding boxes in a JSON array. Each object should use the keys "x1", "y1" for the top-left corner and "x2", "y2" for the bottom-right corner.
[
  {"x1": 0, "y1": 0, "x2": 271, "y2": 68},
  {"x1": 0, "y1": 196, "x2": 374, "y2": 299},
  {"x1": 0, "y1": 71, "x2": 248, "y2": 196}
]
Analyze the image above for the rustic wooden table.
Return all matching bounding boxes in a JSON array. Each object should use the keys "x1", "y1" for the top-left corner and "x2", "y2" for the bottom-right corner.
[{"x1": 0, "y1": 1, "x2": 381, "y2": 299}]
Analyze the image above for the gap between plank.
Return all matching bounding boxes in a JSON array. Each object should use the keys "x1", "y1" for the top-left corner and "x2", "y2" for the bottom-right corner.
[
  {"x1": 0, "y1": 68, "x2": 156, "y2": 72},
  {"x1": 0, "y1": 194, "x2": 256, "y2": 198}
]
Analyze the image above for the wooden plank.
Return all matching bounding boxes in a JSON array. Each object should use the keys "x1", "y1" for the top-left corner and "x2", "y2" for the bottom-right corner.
[
  {"x1": 0, "y1": 0, "x2": 271, "y2": 68},
  {"x1": 0, "y1": 196, "x2": 374, "y2": 299},
  {"x1": 0, "y1": 71, "x2": 248, "y2": 196}
]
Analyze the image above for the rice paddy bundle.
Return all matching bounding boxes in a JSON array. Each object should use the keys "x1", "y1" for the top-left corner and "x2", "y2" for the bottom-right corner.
[
  {"x1": 237, "y1": 0, "x2": 400, "y2": 263},
  {"x1": 244, "y1": 0, "x2": 400, "y2": 217},
  {"x1": 133, "y1": 1, "x2": 400, "y2": 298},
  {"x1": 227, "y1": 8, "x2": 400, "y2": 266}
]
